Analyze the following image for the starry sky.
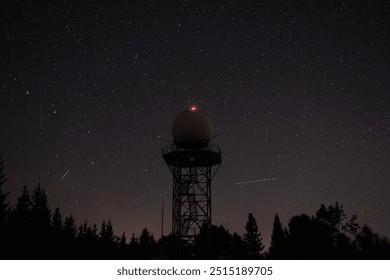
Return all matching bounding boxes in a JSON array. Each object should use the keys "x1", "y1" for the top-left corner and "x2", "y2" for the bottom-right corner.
[{"x1": 1, "y1": 0, "x2": 389, "y2": 246}]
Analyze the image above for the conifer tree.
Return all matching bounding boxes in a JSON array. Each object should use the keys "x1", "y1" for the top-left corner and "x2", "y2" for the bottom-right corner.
[
  {"x1": 29, "y1": 183, "x2": 52, "y2": 257},
  {"x1": 31, "y1": 183, "x2": 52, "y2": 233},
  {"x1": 228, "y1": 233, "x2": 245, "y2": 259},
  {"x1": 0, "y1": 156, "x2": 9, "y2": 229},
  {"x1": 119, "y1": 232, "x2": 127, "y2": 248},
  {"x1": 118, "y1": 231, "x2": 128, "y2": 259},
  {"x1": 0, "y1": 157, "x2": 10, "y2": 257},
  {"x1": 100, "y1": 219, "x2": 115, "y2": 245},
  {"x1": 139, "y1": 228, "x2": 157, "y2": 258},
  {"x1": 268, "y1": 213, "x2": 289, "y2": 259},
  {"x1": 243, "y1": 213, "x2": 265, "y2": 259},
  {"x1": 7, "y1": 185, "x2": 32, "y2": 257},
  {"x1": 139, "y1": 228, "x2": 156, "y2": 246},
  {"x1": 10, "y1": 185, "x2": 32, "y2": 226},
  {"x1": 60, "y1": 215, "x2": 77, "y2": 257},
  {"x1": 77, "y1": 220, "x2": 87, "y2": 239},
  {"x1": 52, "y1": 207, "x2": 63, "y2": 234},
  {"x1": 63, "y1": 215, "x2": 77, "y2": 239},
  {"x1": 50, "y1": 207, "x2": 64, "y2": 257}
]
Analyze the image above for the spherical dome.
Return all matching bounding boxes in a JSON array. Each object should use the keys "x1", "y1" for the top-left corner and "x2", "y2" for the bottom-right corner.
[{"x1": 172, "y1": 106, "x2": 213, "y2": 149}]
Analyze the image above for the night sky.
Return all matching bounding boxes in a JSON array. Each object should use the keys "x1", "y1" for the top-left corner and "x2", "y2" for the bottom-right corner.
[{"x1": 1, "y1": 0, "x2": 389, "y2": 246}]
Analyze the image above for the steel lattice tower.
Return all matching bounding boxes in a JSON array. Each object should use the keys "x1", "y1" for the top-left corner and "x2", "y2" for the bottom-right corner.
[{"x1": 162, "y1": 106, "x2": 221, "y2": 258}]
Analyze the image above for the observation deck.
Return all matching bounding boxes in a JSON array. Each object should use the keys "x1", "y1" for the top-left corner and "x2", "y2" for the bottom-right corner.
[{"x1": 162, "y1": 144, "x2": 222, "y2": 167}]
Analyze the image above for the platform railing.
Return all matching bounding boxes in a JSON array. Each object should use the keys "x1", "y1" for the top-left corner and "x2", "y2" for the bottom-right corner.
[{"x1": 162, "y1": 143, "x2": 221, "y2": 155}]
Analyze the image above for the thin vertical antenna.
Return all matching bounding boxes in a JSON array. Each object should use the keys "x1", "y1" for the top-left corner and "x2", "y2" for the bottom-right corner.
[
  {"x1": 161, "y1": 199, "x2": 164, "y2": 238},
  {"x1": 38, "y1": 91, "x2": 42, "y2": 182},
  {"x1": 39, "y1": 91, "x2": 42, "y2": 130}
]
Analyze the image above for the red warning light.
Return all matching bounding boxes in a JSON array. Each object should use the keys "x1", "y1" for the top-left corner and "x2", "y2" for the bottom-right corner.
[{"x1": 190, "y1": 105, "x2": 197, "y2": 111}]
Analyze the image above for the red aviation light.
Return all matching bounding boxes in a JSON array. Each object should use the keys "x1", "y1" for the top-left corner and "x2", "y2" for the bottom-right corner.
[{"x1": 190, "y1": 105, "x2": 197, "y2": 111}]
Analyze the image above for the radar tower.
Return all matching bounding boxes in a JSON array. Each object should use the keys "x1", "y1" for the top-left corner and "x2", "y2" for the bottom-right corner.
[{"x1": 162, "y1": 106, "x2": 222, "y2": 258}]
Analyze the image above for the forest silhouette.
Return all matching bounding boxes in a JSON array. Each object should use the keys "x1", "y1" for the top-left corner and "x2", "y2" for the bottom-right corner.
[{"x1": 0, "y1": 157, "x2": 389, "y2": 260}]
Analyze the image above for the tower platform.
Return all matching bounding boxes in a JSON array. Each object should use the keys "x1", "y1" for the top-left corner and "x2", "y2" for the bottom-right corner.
[{"x1": 162, "y1": 144, "x2": 221, "y2": 167}]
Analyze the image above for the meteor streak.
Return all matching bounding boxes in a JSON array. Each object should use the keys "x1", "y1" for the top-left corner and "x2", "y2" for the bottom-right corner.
[
  {"x1": 235, "y1": 177, "x2": 278, "y2": 185},
  {"x1": 61, "y1": 169, "x2": 70, "y2": 180}
]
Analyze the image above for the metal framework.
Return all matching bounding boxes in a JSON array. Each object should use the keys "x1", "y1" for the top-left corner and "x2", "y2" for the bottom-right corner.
[{"x1": 162, "y1": 144, "x2": 221, "y2": 257}]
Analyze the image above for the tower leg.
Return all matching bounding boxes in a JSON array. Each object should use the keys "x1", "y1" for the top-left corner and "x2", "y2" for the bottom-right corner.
[{"x1": 170, "y1": 165, "x2": 214, "y2": 258}]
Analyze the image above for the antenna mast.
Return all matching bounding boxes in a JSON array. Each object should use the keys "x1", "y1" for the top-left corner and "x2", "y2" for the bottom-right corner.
[{"x1": 161, "y1": 199, "x2": 164, "y2": 238}]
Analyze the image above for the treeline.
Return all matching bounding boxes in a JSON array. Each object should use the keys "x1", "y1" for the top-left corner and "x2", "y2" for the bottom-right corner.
[
  {"x1": 190, "y1": 202, "x2": 390, "y2": 260},
  {"x1": 0, "y1": 157, "x2": 389, "y2": 259}
]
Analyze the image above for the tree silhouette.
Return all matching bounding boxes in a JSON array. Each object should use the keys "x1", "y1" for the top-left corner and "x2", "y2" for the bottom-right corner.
[
  {"x1": 31, "y1": 183, "x2": 51, "y2": 226},
  {"x1": 286, "y1": 202, "x2": 358, "y2": 259},
  {"x1": 77, "y1": 220, "x2": 90, "y2": 240},
  {"x1": 230, "y1": 232, "x2": 246, "y2": 259},
  {"x1": 1, "y1": 167, "x2": 390, "y2": 260},
  {"x1": 119, "y1": 232, "x2": 127, "y2": 248},
  {"x1": 61, "y1": 214, "x2": 77, "y2": 257},
  {"x1": 50, "y1": 207, "x2": 64, "y2": 258},
  {"x1": 0, "y1": 156, "x2": 9, "y2": 230},
  {"x1": 10, "y1": 185, "x2": 32, "y2": 223},
  {"x1": 128, "y1": 233, "x2": 141, "y2": 258},
  {"x1": 287, "y1": 214, "x2": 316, "y2": 259},
  {"x1": 99, "y1": 219, "x2": 117, "y2": 258},
  {"x1": 138, "y1": 228, "x2": 158, "y2": 258},
  {"x1": 243, "y1": 213, "x2": 265, "y2": 259},
  {"x1": 0, "y1": 156, "x2": 10, "y2": 258},
  {"x1": 31, "y1": 182, "x2": 52, "y2": 256},
  {"x1": 195, "y1": 224, "x2": 234, "y2": 259},
  {"x1": 118, "y1": 231, "x2": 128, "y2": 258},
  {"x1": 52, "y1": 207, "x2": 63, "y2": 234},
  {"x1": 86, "y1": 223, "x2": 100, "y2": 258},
  {"x1": 212, "y1": 225, "x2": 234, "y2": 258},
  {"x1": 315, "y1": 202, "x2": 359, "y2": 236},
  {"x1": 75, "y1": 220, "x2": 99, "y2": 259},
  {"x1": 268, "y1": 213, "x2": 289, "y2": 259},
  {"x1": 314, "y1": 202, "x2": 357, "y2": 258},
  {"x1": 63, "y1": 215, "x2": 77, "y2": 238},
  {"x1": 100, "y1": 220, "x2": 115, "y2": 245},
  {"x1": 353, "y1": 225, "x2": 390, "y2": 259},
  {"x1": 6, "y1": 185, "x2": 32, "y2": 258}
]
